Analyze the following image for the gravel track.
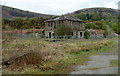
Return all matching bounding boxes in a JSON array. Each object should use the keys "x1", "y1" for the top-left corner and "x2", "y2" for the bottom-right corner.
[{"x1": 70, "y1": 48, "x2": 118, "y2": 74}]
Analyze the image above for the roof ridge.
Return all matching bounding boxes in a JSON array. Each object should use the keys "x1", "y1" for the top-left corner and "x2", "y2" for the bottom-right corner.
[{"x1": 45, "y1": 15, "x2": 83, "y2": 22}]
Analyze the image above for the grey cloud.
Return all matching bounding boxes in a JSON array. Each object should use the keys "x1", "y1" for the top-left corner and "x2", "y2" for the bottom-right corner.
[{"x1": 2, "y1": 0, "x2": 119, "y2": 15}]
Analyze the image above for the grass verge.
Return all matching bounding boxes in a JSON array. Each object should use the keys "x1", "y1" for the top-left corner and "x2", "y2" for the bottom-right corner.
[
  {"x1": 23, "y1": 38, "x2": 117, "y2": 74},
  {"x1": 110, "y1": 60, "x2": 118, "y2": 67}
]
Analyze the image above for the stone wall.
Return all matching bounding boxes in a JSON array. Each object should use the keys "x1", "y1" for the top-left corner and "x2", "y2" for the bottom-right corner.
[{"x1": 45, "y1": 20, "x2": 85, "y2": 38}]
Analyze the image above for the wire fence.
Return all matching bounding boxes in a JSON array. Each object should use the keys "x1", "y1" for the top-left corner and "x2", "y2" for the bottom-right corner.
[
  {"x1": 2, "y1": 33, "x2": 118, "y2": 70},
  {"x1": 9, "y1": 33, "x2": 117, "y2": 39}
]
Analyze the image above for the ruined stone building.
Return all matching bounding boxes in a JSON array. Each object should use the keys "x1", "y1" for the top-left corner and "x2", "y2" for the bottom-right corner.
[{"x1": 44, "y1": 15, "x2": 85, "y2": 38}]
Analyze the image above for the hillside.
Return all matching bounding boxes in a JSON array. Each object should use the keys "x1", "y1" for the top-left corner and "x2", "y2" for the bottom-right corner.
[
  {"x1": 2, "y1": 5, "x2": 55, "y2": 19},
  {"x1": 2, "y1": 6, "x2": 119, "y2": 34},
  {"x1": 69, "y1": 7, "x2": 119, "y2": 34},
  {"x1": 71, "y1": 7, "x2": 118, "y2": 17}
]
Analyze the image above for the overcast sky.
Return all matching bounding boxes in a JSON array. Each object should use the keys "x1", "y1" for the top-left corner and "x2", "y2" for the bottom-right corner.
[{"x1": 1, "y1": 0, "x2": 120, "y2": 15}]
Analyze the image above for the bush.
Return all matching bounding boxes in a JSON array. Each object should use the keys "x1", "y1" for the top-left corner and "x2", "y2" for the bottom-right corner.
[
  {"x1": 85, "y1": 22, "x2": 100, "y2": 29},
  {"x1": 54, "y1": 24, "x2": 74, "y2": 36},
  {"x1": 103, "y1": 29, "x2": 109, "y2": 37},
  {"x1": 84, "y1": 30, "x2": 90, "y2": 39},
  {"x1": 2, "y1": 17, "x2": 47, "y2": 29}
]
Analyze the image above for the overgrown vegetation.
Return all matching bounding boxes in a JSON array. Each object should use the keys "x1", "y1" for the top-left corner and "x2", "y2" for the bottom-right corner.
[
  {"x1": 2, "y1": 17, "x2": 48, "y2": 29},
  {"x1": 22, "y1": 38, "x2": 118, "y2": 74},
  {"x1": 2, "y1": 6, "x2": 119, "y2": 74},
  {"x1": 54, "y1": 24, "x2": 74, "y2": 36},
  {"x1": 74, "y1": 12, "x2": 119, "y2": 34},
  {"x1": 3, "y1": 12, "x2": 119, "y2": 35},
  {"x1": 84, "y1": 30, "x2": 90, "y2": 39},
  {"x1": 84, "y1": 21, "x2": 114, "y2": 36},
  {"x1": 110, "y1": 60, "x2": 118, "y2": 67},
  {"x1": 2, "y1": 35, "x2": 117, "y2": 74},
  {"x1": 74, "y1": 12, "x2": 117, "y2": 21}
]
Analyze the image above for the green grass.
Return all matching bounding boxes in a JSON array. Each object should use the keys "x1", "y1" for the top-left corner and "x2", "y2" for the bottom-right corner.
[
  {"x1": 3, "y1": 37, "x2": 118, "y2": 74},
  {"x1": 23, "y1": 38, "x2": 117, "y2": 74},
  {"x1": 110, "y1": 60, "x2": 118, "y2": 67},
  {"x1": 87, "y1": 67, "x2": 104, "y2": 70}
]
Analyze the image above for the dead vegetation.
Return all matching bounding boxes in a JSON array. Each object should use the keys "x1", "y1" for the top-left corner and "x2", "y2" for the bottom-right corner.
[
  {"x1": 2, "y1": 35, "x2": 65, "y2": 71},
  {"x1": 2, "y1": 34, "x2": 116, "y2": 73}
]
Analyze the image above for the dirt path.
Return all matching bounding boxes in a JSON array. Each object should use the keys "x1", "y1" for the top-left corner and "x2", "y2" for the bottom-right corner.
[{"x1": 70, "y1": 49, "x2": 118, "y2": 74}]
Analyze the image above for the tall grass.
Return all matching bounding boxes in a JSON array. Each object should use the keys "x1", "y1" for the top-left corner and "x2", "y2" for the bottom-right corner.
[{"x1": 2, "y1": 36, "x2": 118, "y2": 74}]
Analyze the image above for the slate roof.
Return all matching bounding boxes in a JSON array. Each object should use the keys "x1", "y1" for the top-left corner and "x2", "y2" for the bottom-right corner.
[{"x1": 45, "y1": 15, "x2": 83, "y2": 22}]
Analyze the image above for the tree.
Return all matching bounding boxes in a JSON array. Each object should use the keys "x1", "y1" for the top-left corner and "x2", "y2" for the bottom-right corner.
[
  {"x1": 85, "y1": 22, "x2": 100, "y2": 29},
  {"x1": 103, "y1": 29, "x2": 109, "y2": 37},
  {"x1": 3, "y1": 18, "x2": 10, "y2": 24},
  {"x1": 108, "y1": 21, "x2": 119, "y2": 34},
  {"x1": 85, "y1": 23, "x2": 91, "y2": 29},
  {"x1": 54, "y1": 24, "x2": 74, "y2": 36},
  {"x1": 84, "y1": 30, "x2": 90, "y2": 39},
  {"x1": 101, "y1": 25, "x2": 107, "y2": 30},
  {"x1": 13, "y1": 17, "x2": 24, "y2": 28},
  {"x1": 2, "y1": 18, "x2": 10, "y2": 29}
]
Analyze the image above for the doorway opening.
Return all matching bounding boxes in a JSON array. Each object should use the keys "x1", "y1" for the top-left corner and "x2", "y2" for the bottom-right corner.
[
  {"x1": 80, "y1": 32, "x2": 82, "y2": 37},
  {"x1": 49, "y1": 32, "x2": 52, "y2": 38}
]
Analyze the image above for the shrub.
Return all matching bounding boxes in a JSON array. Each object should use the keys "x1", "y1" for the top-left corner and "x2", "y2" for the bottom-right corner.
[
  {"x1": 84, "y1": 30, "x2": 90, "y2": 39},
  {"x1": 54, "y1": 24, "x2": 74, "y2": 36}
]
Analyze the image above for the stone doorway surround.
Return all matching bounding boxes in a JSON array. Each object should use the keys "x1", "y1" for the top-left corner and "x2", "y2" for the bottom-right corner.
[{"x1": 73, "y1": 31, "x2": 84, "y2": 38}]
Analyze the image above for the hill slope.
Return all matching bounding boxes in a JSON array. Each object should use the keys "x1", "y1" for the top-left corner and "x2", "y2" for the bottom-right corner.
[
  {"x1": 69, "y1": 7, "x2": 119, "y2": 34},
  {"x1": 2, "y1": 5, "x2": 55, "y2": 19},
  {"x1": 70, "y1": 7, "x2": 118, "y2": 17}
]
